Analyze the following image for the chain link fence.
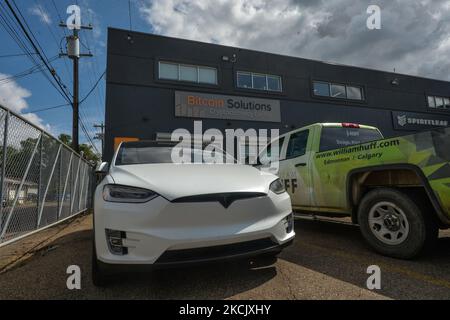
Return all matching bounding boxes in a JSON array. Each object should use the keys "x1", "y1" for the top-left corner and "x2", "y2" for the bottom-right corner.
[{"x1": 0, "y1": 104, "x2": 94, "y2": 247}]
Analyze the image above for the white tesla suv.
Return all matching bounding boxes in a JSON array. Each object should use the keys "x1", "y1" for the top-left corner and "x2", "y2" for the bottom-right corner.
[{"x1": 92, "y1": 141, "x2": 294, "y2": 286}]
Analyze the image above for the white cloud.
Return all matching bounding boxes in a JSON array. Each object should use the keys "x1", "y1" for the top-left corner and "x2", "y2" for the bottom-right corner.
[
  {"x1": 29, "y1": 4, "x2": 52, "y2": 25},
  {"x1": 0, "y1": 73, "x2": 51, "y2": 132},
  {"x1": 0, "y1": 74, "x2": 31, "y2": 113},
  {"x1": 138, "y1": 0, "x2": 450, "y2": 81}
]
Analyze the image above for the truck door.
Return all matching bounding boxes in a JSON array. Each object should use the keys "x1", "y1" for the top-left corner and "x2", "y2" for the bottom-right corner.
[{"x1": 279, "y1": 130, "x2": 313, "y2": 209}]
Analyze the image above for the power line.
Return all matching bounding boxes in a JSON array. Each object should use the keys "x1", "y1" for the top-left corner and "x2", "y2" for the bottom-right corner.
[
  {"x1": 45, "y1": 0, "x2": 72, "y2": 84},
  {"x1": 79, "y1": 70, "x2": 106, "y2": 104},
  {"x1": 1, "y1": 0, "x2": 99, "y2": 155},
  {"x1": 22, "y1": 102, "x2": 72, "y2": 114},
  {"x1": 79, "y1": 116, "x2": 100, "y2": 154},
  {"x1": 0, "y1": 55, "x2": 59, "y2": 84},
  {"x1": 3, "y1": 0, "x2": 73, "y2": 105},
  {"x1": 0, "y1": 3, "x2": 70, "y2": 108},
  {"x1": 0, "y1": 52, "x2": 37, "y2": 58}
]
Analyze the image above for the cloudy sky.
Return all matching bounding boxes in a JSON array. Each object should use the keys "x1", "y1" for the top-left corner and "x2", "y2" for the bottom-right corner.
[{"x1": 1, "y1": 0, "x2": 449, "y2": 152}]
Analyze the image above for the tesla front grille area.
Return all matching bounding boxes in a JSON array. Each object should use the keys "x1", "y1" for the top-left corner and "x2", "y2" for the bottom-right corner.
[
  {"x1": 92, "y1": 141, "x2": 295, "y2": 285},
  {"x1": 155, "y1": 238, "x2": 283, "y2": 264},
  {"x1": 171, "y1": 192, "x2": 267, "y2": 208}
]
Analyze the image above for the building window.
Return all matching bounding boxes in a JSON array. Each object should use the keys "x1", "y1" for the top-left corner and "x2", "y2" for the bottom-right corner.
[
  {"x1": 198, "y1": 67, "x2": 217, "y2": 84},
  {"x1": 330, "y1": 84, "x2": 346, "y2": 99},
  {"x1": 427, "y1": 95, "x2": 450, "y2": 110},
  {"x1": 159, "y1": 62, "x2": 178, "y2": 80},
  {"x1": 158, "y1": 61, "x2": 217, "y2": 84},
  {"x1": 313, "y1": 82, "x2": 330, "y2": 97},
  {"x1": 267, "y1": 75, "x2": 282, "y2": 92},
  {"x1": 346, "y1": 86, "x2": 363, "y2": 100},
  {"x1": 313, "y1": 81, "x2": 364, "y2": 101},
  {"x1": 237, "y1": 72, "x2": 252, "y2": 88},
  {"x1": 236, "y1": 71, "x2": 282, "y2": 92}
]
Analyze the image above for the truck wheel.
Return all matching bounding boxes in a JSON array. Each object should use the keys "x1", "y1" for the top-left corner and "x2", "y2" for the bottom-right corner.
[
  {"x1": 92, "y1": 241, "x2": 108, "y2": 287},
  {"x1": 357, "y1": 188, "x2": 438, "y2": 259}
]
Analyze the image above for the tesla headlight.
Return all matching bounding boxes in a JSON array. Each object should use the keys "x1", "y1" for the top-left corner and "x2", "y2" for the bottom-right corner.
[
  {"x1": 103, "y1": 184, "x2": 158, "y2": 203},
  {"x1": 269, "y1": 178, "x2": 285, "y2": 194}
]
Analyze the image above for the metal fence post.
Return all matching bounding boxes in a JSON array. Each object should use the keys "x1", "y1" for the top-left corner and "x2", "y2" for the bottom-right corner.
[
  {"x1": 36, "y1": 134, "x2": 43, "y2": 228},
  {"x1": 78, "y1": 164, "x2": 86, "y2": 211},
  {"x1": 0, "y1": 111, "x2": 9, "y2": 233},
  {"x1": 58, "y1": 152, "x2": 73, "y2": 219},
  {"x1": 58, "y1": 146, "x2": 62, "y2": 221},
  {"x1": 37, "y1": 144, "x2": 62, "y2": 227},
  {"x1": 70, "y1": 156, "x2": 81, "y2": 214}
]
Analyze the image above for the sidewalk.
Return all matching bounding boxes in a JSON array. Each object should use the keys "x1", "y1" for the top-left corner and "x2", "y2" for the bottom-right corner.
[{"x1": 0, "y1": 213, "x2": 91, "y2": 274}]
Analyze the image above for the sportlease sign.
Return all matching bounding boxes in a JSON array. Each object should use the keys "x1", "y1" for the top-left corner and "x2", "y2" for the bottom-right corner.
[
  {"x1": 175, "y1": 91, "x2": 281, "y2": 122},
  {"x1": 392, "y1": 111, "x2": 449, "y2": 131}
]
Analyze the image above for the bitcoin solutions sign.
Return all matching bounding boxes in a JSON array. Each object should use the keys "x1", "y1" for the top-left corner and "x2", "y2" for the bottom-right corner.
[{"x1": 175, "y1": 91, "x2": 281, "y2": 123}]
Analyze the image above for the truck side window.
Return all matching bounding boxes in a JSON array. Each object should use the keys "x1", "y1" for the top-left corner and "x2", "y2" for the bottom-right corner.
[{"x1": 286, "y1": 130, "x2": 309, "y2": 159}]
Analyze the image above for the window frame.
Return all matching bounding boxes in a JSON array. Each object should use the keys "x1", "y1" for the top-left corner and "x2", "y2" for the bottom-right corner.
[
  {"x1": 313, "y1": 81, "x2": 331, "y2": 97},
  {"x1": 427, "y1": 95, "x2": 436, "y2": 108},
  {"x1": 346, "y1": 85, "x2": 364, "y2": 100},
  {"x1": 311, "y1": 79, "x2": 365, "y2": 103},
  {"x1": 435, "y1": 96, "x2": 444, "y2": 109},
  {"x1": 236, "y1": 71, "x2": 283, "y2": 93},
  {"x1": 330, "y1": 83, "x2": 347, "y2": 99},
  {"x1": 158, "y1": 60, "x2": 219, "y2": 86},
  {"x1": 285, "y1": 130, "x2": 310, "y2": 160},
  {"x1": 427, "y1": 95, "x2": 450, "y2": 110},
  {"x1": 444, "y1": 97, "x2": 450, "y2": 109}
]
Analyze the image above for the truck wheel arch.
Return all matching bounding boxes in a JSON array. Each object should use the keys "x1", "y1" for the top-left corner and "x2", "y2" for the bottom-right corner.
[{"x1": 346, "y1": 164, "x2": 449, "y2": 227}]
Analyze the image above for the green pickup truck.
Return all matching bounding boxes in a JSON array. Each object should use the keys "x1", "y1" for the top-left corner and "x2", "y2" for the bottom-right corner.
[{"x1": 259, "y1": 123, "x2": 450, "y2": 259}]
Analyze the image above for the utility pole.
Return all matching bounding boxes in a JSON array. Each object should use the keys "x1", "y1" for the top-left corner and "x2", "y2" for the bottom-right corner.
[
  {"x1": 59, "y1": 22, "x2": 93, "y2": 153},
  {"x1": 93, "y1": 122, "x2": 105, "y2": 158}
]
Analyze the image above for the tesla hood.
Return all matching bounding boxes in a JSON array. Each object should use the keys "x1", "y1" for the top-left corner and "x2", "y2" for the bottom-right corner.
[{"x1": 109, "y1": 163, "x2": 275, "y2": 200}]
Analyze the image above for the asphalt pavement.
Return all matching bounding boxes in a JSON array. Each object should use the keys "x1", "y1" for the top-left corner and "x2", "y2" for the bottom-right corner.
[{"x1": 0, "y1": 213, "x2": 449, "y2": 299}]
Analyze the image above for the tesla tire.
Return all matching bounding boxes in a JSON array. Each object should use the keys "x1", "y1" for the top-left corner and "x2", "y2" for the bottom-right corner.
[{"x1": 92, "y1": 241, "x2": 108, "y2": 287}]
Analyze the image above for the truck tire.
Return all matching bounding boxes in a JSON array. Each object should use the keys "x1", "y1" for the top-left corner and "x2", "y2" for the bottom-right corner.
[
  {"x1": 92, "y1": 241, "x2": 108, "y2": 287},
  {"x1": 357, "y1": 188, "x2": 438, "y2": 259}
]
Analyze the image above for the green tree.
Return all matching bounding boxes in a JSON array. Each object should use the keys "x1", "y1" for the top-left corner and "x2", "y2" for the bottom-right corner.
[
  {"x1": 58, "y1": 133, "x2": 71, "y2": 146},
  {"x1": 58, "y1": 134, "x2": 100, "y2": 164}
]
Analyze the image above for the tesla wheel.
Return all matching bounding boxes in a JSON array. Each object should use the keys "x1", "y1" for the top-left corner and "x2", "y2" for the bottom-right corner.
[
  {"x1": 357, "y1": 188, "x2": 438, "y2": 259},
  {"x1": 92, "y1": 241, "x2": 108, "y2": 287}
]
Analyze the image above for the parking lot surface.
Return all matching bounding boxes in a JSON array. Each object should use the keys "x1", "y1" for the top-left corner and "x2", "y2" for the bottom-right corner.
[{"x1": 0, "y1": 213, "x2": 449, "y2": 299}]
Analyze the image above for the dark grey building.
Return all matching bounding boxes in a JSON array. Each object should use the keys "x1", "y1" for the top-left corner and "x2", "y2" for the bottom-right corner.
[{"x1": 105, "y1": 27, "x2": 450, "y2": 161}]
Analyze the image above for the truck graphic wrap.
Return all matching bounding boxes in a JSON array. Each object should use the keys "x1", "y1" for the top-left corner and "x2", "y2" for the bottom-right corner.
[
  {"x1": 271, "y1": 123, "x2": 450, "y2": 258},
  {"x1": 312, "y1": 127, "x2": 450, "y2": 219}
]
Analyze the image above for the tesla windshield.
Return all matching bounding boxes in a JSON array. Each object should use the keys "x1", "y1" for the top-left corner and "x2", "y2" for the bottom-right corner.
[{"x1": 115, "y1": 142, "x2": 236, "y2": 165}]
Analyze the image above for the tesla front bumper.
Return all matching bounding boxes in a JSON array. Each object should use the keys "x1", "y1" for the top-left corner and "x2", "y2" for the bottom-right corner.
[{"x1": 94, "y1": 191, "x2": 294, "y2": 268}]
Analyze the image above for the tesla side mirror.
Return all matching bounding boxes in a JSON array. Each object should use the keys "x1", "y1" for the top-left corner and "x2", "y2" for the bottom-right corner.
[{"x1": 95, "y1": 162, "x2": 109, "y2": 181}]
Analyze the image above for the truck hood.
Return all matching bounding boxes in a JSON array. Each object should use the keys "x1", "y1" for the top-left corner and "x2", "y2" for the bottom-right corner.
[{"x1": 109, "y1": 163, "x2": 275, "y2": 200}]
